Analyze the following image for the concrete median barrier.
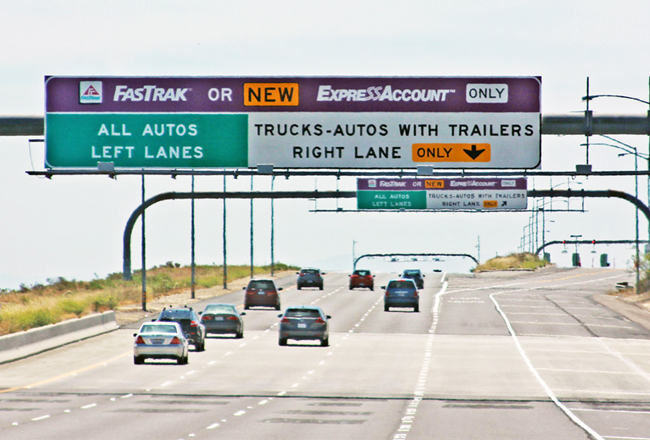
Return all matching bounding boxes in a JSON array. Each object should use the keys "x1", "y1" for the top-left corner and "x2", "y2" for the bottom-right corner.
[{"x1": 0, "y1": 311, "x2": 118, "y2": 364}]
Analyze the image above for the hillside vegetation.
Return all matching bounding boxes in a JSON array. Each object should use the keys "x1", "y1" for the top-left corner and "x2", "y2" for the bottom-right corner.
[
  {"x1": 473, "y1": 253, "x2": 550, "y2": 272},
  {"x1": 0, "y1": 263, "x2": 297, "y2": 336}
]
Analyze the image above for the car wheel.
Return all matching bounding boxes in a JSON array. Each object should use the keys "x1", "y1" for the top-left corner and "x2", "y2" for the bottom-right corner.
[
  {"x1": 321, "y1": 337, "x2": 329, "y2": 347},
  {"x1": 370, "y1": 286, "x2": 374, "y2": 291},
  {"x1": 349, "y1": 285, "x2": 353, "y2": 290},
  {"x1": 134, "y1": 356, "x2": 144, "y2": 365},
  {"x1": 244, "y1": 304, "x2": 250, "y2": 310},
  {"x1": 275, "y1": 303, "x2": 281, "y2": 311},
  {"x1": 319, "y1": 284, "x2": 323, "y2": 290},
  {"x1": 279, "y1": 338, "x2": 287, "y2": 346},
  {"x1": 235, "y1": 331, "x2": 244, "y2": 338},
  {"x1": 384, "y1": 304, "x2": 389, "y2": 312},
  {"x1": 297, "y1": 284, "x2": 302, "y2": 290},
  {"x1": 414, "y1": 305, "x2": 419, "y2": 313}
]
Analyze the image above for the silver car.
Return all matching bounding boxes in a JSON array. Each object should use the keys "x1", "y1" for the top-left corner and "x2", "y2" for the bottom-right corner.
[
  {"x1": 133, "y1": 322, "x2": 189, "y2": 365},
  {"x1": 278, "y1": 306, "x2": 331, "y2": 347}
]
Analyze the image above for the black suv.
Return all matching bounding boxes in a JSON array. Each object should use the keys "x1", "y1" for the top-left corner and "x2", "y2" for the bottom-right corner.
[
  {"x1": 297, "y1": 268, "x2": 324, "y2": 290},
  {"x1": 401, "y1": 269, "x2": 424, "y2": 289},
  {"x1": 155, "y1": 306, "x2": 206, "y2": 351}
]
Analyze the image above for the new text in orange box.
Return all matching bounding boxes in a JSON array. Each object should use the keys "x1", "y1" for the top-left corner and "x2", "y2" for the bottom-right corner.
[{"x1": 244, "y1": 83, "x2": 299, "y2": 106}]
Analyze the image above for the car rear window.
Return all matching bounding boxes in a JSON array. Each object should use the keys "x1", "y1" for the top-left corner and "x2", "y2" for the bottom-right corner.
[
  {"x1": 388, "y1": 280, "x2": 416, "y2": 289},
  {"x1": 403, "y1": 270, "x2": 420, "y2": 275},
  {"x1": 354, "y1": 270, "x2": 370, "y2": 276},
  {"x1": 248, "y1": 280, "x2": 276, "y2": 290},
  {"x1": 204, "y1": 305, "x2": 236, "y2": 314},
  {"x1": 141, "y1": 324, "x2": 177, "y2": 333},
  {"x1": 159, "y1": 309, "x2": 192, "y2": 320},
  {"x1": 301, "y1": 269, "x2": 319, "y2": 275},
  {"x1": 285, "y1": 309, "x2": 321, "y2": 318}
]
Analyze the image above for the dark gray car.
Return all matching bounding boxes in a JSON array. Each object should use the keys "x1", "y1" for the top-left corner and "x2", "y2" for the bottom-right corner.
[
  {"x1": 200, "y1": 303, "x2": 245, "y2": 338},
  {"x1": 401, "y1": 269, "x2": 424, "y2": 289},
  {"x1": 297, "y1": 268, "x2": 324, "y2": 290},
  {"x1": 278, "y1": 306, "x2": 331, "y2": 346}
]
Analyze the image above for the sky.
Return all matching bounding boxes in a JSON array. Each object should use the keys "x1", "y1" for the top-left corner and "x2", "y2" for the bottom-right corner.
[{"x1": 2, "y1": 0, "x2": 650, "y2": 290}]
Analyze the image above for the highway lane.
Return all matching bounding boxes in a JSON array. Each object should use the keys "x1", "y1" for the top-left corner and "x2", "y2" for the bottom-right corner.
[{"x1": 1, "y1": 268, "x2": 650, "y2": 439}]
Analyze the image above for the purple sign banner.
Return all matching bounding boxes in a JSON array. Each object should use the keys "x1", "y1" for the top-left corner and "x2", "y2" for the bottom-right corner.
[
  {"x1": 46, "y1": 76, "x2": 540, "y2": 113},
  {"x1": 357, "y1": 177, "x2": 528, "y2": 191}
]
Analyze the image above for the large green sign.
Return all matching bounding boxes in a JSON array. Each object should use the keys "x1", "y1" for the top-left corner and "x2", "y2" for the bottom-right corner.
[{"x1": 45, "y1": 114, "x2": 248, "y2": 168}]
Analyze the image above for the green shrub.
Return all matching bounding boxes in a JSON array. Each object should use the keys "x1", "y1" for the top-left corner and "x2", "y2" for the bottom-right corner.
[{"x1": 60, "y1": 298, "x2": 86, "y2": 317}]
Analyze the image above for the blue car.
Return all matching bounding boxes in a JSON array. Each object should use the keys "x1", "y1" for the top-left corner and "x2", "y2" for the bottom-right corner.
[{"x1": 383, "y1": 279, "x2": 419, "y2": 312}]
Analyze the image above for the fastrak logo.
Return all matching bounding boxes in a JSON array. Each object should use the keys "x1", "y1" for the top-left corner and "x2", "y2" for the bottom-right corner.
[{"x1": 79, "y1": 81, "x2": 102, "y2": 104}]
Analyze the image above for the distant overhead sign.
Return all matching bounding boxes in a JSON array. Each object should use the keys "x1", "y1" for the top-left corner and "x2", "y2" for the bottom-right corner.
[
  {"x1": 357, "y1": 178, "x2": 528, "y2": 210},
  {"x1": 45, "y1": 76, "x2": 540, "y2": 170}
]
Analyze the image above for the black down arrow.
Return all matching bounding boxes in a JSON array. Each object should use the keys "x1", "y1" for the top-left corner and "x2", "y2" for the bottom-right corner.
[{"x1": 463, "y1": 144, "x2": 485, "y2": 160}]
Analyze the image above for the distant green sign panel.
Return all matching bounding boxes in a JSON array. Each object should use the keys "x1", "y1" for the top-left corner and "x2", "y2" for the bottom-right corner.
[{"x1": 357, "y1": 191, "x2": 427, "y2": 210}]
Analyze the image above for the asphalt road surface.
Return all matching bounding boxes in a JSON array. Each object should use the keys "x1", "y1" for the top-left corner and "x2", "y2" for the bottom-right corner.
[{"x1": 1, "y1": 267, "x2": 649, "y2": 440}]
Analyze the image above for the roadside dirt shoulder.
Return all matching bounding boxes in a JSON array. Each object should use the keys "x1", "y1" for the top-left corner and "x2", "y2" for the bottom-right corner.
[
  {"x1": 114, "y1": 270, "x2": 294, "y2": 327},
  {"x1": 594, "y1": 290, "x2": 650, "y2": 332}
]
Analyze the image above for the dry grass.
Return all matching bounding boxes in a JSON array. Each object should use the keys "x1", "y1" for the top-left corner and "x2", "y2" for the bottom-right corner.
[
  {"x1": 0, "y1": 263, "x2": 297, "y2": 336},
  {"x1": 474, "y1": 253, "x2": 550, "y2": 272}
]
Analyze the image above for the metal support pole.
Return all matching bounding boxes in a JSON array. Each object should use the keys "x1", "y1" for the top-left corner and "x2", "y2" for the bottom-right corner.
[
  {"x1": 141, "y1": 174, "x2": 147, "y2": 312},
  {"x1": 250, "y1": 176, "x2": 254, "y2": 279},
  {"x1": 191, "y1": 175, "x2": 196, "y2": 299},
  {"x1": 634, "y1": 153, "x2": 641, "y2": 294},
  {"x1": 223, "y1": 174, "x2": 227, "y2": 289},
  {"x1": 271, "y1": 176, "x2": 275, "y2": 277}
]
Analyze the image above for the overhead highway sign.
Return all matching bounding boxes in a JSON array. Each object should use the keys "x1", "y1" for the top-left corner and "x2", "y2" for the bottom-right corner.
[
  {"x1": 45, "y1": 76, "x2": 540, "y2": 169},
  {"x1": 357, "y1": 177, "x2": 528, "y2": 210}
]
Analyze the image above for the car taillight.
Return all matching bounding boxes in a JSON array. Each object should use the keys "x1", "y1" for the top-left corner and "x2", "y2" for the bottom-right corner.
[
  {"x1": 281, "y1": 317, "x2": 290, "y2": 323},
  {"x1": 385, "y1": 291, "x2": 389, "y2": 297},
  {"x1": 135, "y1": 336, "x2": 145, "y2": 344},
  {"x1": 315, "y1": 318, "x2": 325, "y2": 324},
  {"x1": 202, "y1": 315, "x2": 213, "y2": 321},
  {"x1": 227, "y1": 316, "x2": 238, "y2": 321},
  {"x1": 414, "y1": 291, "x2": 419, "y2": 297},
  {"x1": 170, "y1": 336, "x2": 181, "y2": 345},
  {"x1": 190, "y1": 321, "x2": 198, "y2": 327}
]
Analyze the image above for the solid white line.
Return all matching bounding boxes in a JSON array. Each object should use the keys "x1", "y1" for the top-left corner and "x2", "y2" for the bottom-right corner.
[
  {"x1": 206, "y1": 423, "x2": 220, "y2": 429},
  {"x1": 81, "y1": 403, "x2": 97, "y2": 409},
  {"x1": 490, "y1": 290, "x2": 605, "y2": 440}
]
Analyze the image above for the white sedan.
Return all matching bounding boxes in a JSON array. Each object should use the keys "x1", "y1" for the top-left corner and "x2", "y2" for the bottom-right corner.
[{"x1": 133, "y1": 322, "x2": 189, "y2": 365}]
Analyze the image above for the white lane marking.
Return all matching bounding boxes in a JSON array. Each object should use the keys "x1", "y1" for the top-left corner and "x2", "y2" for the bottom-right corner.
[
  {"x1": 259, "y1": 400, "x2": 269, "y2": 405},
  {"x1": 537, "y1": 368, "x2": 641, "y2": 375},
  {"x1": 596, "y1": 338, "x2": 650, "y2": 385},
  {"x1": 490, "y1": 290, "x2": 605, "y2": 440},
  {"x1": 31, "y1": 415, "x2": 50, "y2": 421},
  {"x1": 81, "y1": 403, "x2": 97, "y2": 409},
  {"x1": 601, "y1": 436, "x2": 650, "y2": 440},
  {"x1": 277, "y1": 391, "x2": 286, "y2": 396},
  {"x1": 206, "y1": 423, "x2": 220, "y2": 429},
  {"x1": 234, "y1": 410, "x2": 246, "y2": 416},
  {"x1": 568, "y1": 407, "x2": 650, "y2": 414},
  {"x1": 121, "y1": 393, "x2": 133, "y2": 399}
]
